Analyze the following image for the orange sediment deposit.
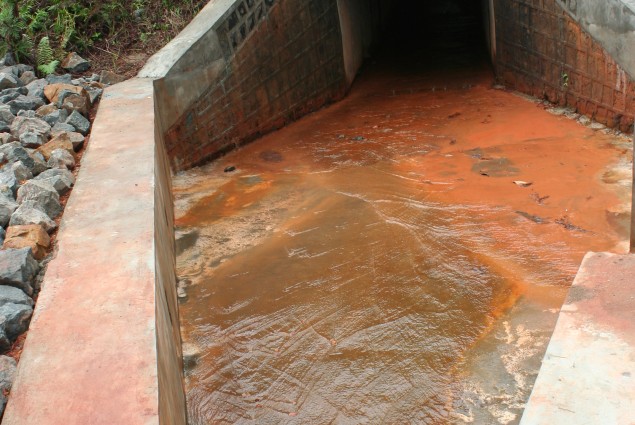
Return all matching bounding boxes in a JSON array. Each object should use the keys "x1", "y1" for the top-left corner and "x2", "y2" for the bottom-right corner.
[{"x1": 173, "y1": 60, "x2": 631, "y2": 423}]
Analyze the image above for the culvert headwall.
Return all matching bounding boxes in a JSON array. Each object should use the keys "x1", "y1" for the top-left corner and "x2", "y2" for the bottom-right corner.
[{"x1": 2, "y1": 0, "x2": 633, "y2": 423}]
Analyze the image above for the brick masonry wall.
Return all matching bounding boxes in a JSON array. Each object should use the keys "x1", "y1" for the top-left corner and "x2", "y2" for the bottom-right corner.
[
  {"x1": 165, "y1": 0, "x2": 346, "y2": 170},
  {"x1": 494, "y1": 0, "x2": 635, "y2": 133}
]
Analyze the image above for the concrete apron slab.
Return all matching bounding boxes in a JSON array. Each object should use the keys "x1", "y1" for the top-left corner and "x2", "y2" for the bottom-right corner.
[
  {"x1": 1, "y1": 79, "x2": 183, "y2": 425},
  {"x1": 520, "y1": 252, "x2": 635, "y2": 425}
]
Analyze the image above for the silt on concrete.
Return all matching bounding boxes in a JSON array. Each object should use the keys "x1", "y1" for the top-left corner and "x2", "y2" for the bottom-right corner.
[{"x1": 520, "y1": 252, "x2": 635, "y2": 425}]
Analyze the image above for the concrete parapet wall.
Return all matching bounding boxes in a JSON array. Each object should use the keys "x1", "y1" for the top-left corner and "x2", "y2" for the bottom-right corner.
[
  {"x1": 494, "y1": 0, "x2": 635, "y2": 133},
  {"x1": 1, "y1": 79, "x2": 187, "y2": 424},
  {"x1": 142, "y1": 0, "x2": 347, "y2": 171}
]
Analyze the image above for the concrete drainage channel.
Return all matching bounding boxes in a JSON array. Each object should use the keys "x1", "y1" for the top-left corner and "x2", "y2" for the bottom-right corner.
[{"x1": 0, "y1": 0, "x2": 633, "y2": 423}]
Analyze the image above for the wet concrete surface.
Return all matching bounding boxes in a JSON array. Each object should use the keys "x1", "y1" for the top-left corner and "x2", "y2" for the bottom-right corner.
[{"x1": 173, "y1": 52, "x2": 631, "y2": 424}]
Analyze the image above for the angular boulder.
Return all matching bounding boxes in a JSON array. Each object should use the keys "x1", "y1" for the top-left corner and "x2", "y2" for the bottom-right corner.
[
  {"x1": 36, "y1": 133, "x2": 75, "y2": 160},
  {"x1": 0, "y1": 73, "x2": 18, "y2": 91},
  {"x1": 61, "y1": 52, "x2": 90, "y2": 73},
  {"x1": 25, "y1": 79, "x2": 47, "y2": 99},
  {"x1": 47, "y1": 149, "x2": 75, "y2": 170},
  {"x1": 16, "y1": 180, "x2": 62, "y2": 218},
  {"x1": 0, "y1": 248, "x2": 39, "y2": 296},
  {"x1": 0, "y1": 285, "x2": 33, "y2": 307},
  {"x1": 7, "y1": 95, "x2": 45, "y2": 115},
  {"x1": 33, "y1": 168, "x2": 75, "y2": 195},
  {"x1": 0, "y1": 302, "x2": 33, "y2": 339},
  {"x1": 43, "y1": 83, "x2": 87, "y2": 104},
  {"x1": 3, "y1": 224, "x2": 51, "y2": 260},
  {"x1": 9, "y1": 202, "x2": 57, "y2": 233},
  {"x1": 0, "y1": 105, "x2": 14, "y2": 126},
  {"x1": 0, "y1": 142, "x2": 35, "y2": 170},
  {"x1": 65, "y1": 110, "x2": 90, "y2": 135},
  {"x1": 60, "y1": 93, "x2": 90, "y2": 117},
  {"x1": 9, "y1": 116, "x2": 51, "y2": 141},
  {"x1": 0, "y1": 195, "x2": 18, "y2": 227},
  {"x1": 0, "y1": 355, "x2": 17, "y2": 414}
]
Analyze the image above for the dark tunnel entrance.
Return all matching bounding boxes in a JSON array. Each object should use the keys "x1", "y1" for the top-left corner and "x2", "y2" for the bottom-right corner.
[{"x1": 338, "y1": 0, "x2": 496, "y2": 84}]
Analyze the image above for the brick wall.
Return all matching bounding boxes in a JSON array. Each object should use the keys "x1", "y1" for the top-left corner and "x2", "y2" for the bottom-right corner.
[
  {"x1": 164, "y1": 0, "x2": 346, "y2": 170},
  {"x1": 494, "y1": 0, "x2": 635, "y2": 133}
]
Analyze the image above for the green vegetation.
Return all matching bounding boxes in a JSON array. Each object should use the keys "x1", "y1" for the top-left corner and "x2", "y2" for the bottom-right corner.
[{"x1": 0, "y1": 0, "x2": 206, "y2": 74}]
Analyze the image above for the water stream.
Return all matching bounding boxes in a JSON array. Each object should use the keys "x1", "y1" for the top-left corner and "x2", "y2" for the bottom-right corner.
[{"x1": 173, "y1": 52, "x2": 631, "y2": 424}]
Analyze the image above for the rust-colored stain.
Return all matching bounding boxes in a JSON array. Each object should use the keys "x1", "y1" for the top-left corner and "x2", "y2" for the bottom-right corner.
[{"x1": 173, "y1": 57, "x2": 630, "y2": 423}]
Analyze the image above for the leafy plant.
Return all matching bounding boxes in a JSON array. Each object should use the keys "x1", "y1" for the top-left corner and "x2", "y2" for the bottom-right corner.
[{"x1": 36, "y1": 36, "x2": 58, "y2": 75}]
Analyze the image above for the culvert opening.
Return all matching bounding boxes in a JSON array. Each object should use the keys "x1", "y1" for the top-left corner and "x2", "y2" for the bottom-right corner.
[
  {"x1": 375, "y1": 0, "x2": 491, "y2": 71},
  {"x1": 173, "y1": 2, "x2": 632, "y2": 423}
]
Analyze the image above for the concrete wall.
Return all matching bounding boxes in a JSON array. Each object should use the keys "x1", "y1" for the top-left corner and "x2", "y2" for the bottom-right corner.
[
  {"x1": 143, "y1": 0, "x2": 348, "y2": 171},
  {"x1": 1, "y1": 79, "x2": 187, "y2": 425},
  {"x1": 557, "y1": 0, "x2": 635, "y2": 79},
  {"x1": 494, "y1": 0, "x2": 635, "y2": 133}
]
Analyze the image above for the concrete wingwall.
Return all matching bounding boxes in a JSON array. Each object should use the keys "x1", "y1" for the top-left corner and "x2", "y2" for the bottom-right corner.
[
  {"x1": 142, "y1": 0, "x2": 349, "y2": 172},
  {"x1": 493, "y1": 0, "x2": 635, "y2": 133}
]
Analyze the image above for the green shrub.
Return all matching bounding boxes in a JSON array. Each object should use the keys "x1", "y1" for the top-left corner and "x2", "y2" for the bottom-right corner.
[{"x1": 0, "y1": 0, "x2": 207, "y2": 69}]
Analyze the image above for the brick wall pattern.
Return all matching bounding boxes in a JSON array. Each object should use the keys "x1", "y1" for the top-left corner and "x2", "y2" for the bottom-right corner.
[
  {"x1": 494, "y1": 0, "x2": 634, "y2": 133},
  {"x1": 165, "y1": 0, "x2": 346, "y2": 170}
]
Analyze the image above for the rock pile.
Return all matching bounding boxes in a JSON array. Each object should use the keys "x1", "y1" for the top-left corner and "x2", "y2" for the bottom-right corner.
[{"x1": 0, "y1": 52, "x2": 123, "y2": 414}]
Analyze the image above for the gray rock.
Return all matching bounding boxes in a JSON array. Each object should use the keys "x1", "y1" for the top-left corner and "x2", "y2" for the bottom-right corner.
[
  {"x1": 0, "y1": 143, "x2": 35, "y2": 170},
  {"x1": 67, "y1": 132, "x2": 84, "y2": 151},
  {"x1": 0, "y1": 73, "x2": 18, "y2": 91},
  {"x1": 61, "y1": 52, "x2": 90, "y2": 73},
  {"x1": 25, "y1": 79, "x2": 47, "y2": 99},
  {"x1": 14, "y1": 65, "x2": 34, "y2": 77},
  {"x1": 0, "y1": 168, "x2": 19, "y2": 194},
  {"x1": 0, "y1": 133, "x2": 15, "y2": 145},
  {"x1": 19, "y1": 130, "x2": 47, "y2": 148},
  {"x1": 45, "y1": 74, "x2": 72, "y2": 84},
  {"x1": 41, "y1": 108, "x2": 68, "y2": 127},
  {"x1": 29, "y1": 151, "x2": 47, "y2": 176},
  {"x1": 9, "y1": 161, "x2": 32, "y2": 181},
  {"x1": 0, "y1": 285, "x2": 32, "y2": 307},
  {"x1": 0, "y1": 355, "x2": 17, "y2": 413},
  {"x1": 86, "y1": 86, "x2": 103, "y2": 104},
  {"x1": 47, "y1": 149, "x2": 75, "y2": 170},
  {"x1": 0, "y1": 122, "x2": 9, "y2": 134},
  {"x1": 0, "y1": 227, "x2": 4, "y2": 245},
  {"x1": 0, "y1": 195, "x2": 18, "y2": 227},
  {"x1": 51, "y1": 122, "x2": 76, "y2": 135},
  {"x1": 0, "y1": 248, "x2": 39, "y2": 295},
  {"x1": 9, "y1": 116, "x2": 51, "y2": 140},
  {"x1": 0, "y1": 302, "x2": 33, "y2": 338},
  {"x1": 65, "y1": 110, "x2": 90, "y2": 135},
  {"x1": 0, "y1": 92, "x2": 19, "y2": 104},
  {"x1": 0, "y1": 106, "x2": 14, "y2": 125},
  {"x1": 0, "y1": 184, "x2": 13, "y2": 200},
  {"x1": 33, "y1": 168, "x2": 74, "y2": 195},
  {"x1": 17, "y1": 180, "x2": 61, "y2": 218},
  {"x1": 0, "y1": 87, "x2": 27, "y2": 97},
  {"x1": 0, "y1": 53, "x2": 15, "y2": 67},
  {"x1": 9, "y1": 202, "x2": 57, "y2": 233},
  {"x1": 16, "y1": 110, "x2": 36, "y2": 118},
  {"x1": 19, "y1": 70, "x2": 37, "y2": 86},
  {"x1": 7, "y1": 95, "x2": 45, "y2": 115}
]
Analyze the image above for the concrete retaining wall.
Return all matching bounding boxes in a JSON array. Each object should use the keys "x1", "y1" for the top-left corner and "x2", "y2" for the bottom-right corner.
[
  {"x1": 1, "y1": 79, "x2": 187, "y2": 425},
  {"x1": 494, "y1": 0, "x2": 635, "y2": 133},
  {"x1": 143, "y1": 0, "x2": 348, "y2": 171}
]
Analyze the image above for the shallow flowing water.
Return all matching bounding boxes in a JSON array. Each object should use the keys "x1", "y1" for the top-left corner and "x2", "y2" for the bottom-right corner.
[{"x1": 173, "y1": 52, "x2": 631, "y2": 424}]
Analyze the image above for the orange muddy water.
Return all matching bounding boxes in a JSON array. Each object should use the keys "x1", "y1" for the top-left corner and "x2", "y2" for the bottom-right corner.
[{"x1": 173, "y1": 45, "x2": 631, "y2": 425}]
